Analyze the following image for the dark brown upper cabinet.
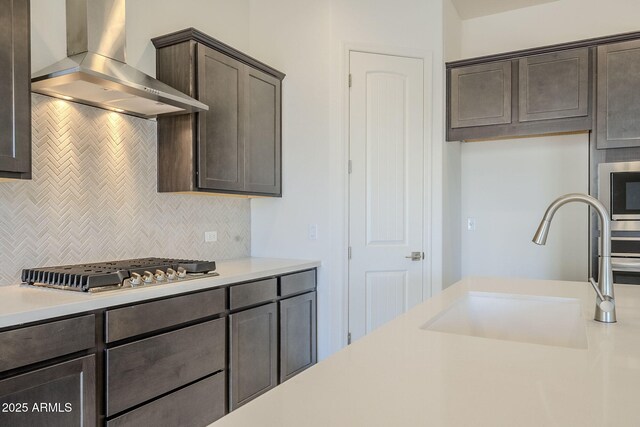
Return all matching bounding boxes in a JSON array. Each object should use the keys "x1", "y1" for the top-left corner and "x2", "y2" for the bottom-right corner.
[
  {"x1": 450, "y1": 61, "x2": 512, "y2": 129},
  {"x1": 153, "y1": 28, "x2": 284, "y2": 197},
  {"x1": 519, "y1": 48, "x2": 589, "y2": 122},
  {"x1": 0, "y1": 0, "x2": 31, "y2": 179},
  {"x1": 447, "y1": 47, "x2": 593, "y2": 141},
  {"x1": 597, "y1": 39, "x2": 640, "y2": 149}
]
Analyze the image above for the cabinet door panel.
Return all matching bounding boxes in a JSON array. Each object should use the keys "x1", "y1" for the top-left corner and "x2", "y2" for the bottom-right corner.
[
  {"x1": 0, "y1": 0, "x2": 30, "y2": 176},
  {"x1": 0, "y1": 356, "x2": 96, "y2": 427},
  {"x1": 229, "y1": 303, "x2": 277, "y2": 410},
  {"x1": 244, "y1": 67, "x2": 281, "y2": 195},
  {"x1": 519, "y1": 48, "x2": 589, "y2": 122},
  {"x1": 450, "y1": 61, "x2": 511, "y2": 128},
  {"x1": 597, "y1": 40, "x2": 640, "y2": 149},
  {"x1": 197, "y1": 45, "x2": 245, "y2": 191},
  {"x1": 280, "y1": 292, "x2": 317, "y2": 382}
]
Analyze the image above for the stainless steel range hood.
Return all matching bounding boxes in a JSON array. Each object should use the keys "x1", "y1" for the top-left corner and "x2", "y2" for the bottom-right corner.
[{"x1": 31, "y1": 0, "x2": 208, "y2": 119}]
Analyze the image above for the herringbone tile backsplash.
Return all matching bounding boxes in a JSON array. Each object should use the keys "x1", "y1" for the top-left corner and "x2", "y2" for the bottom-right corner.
[{"x1": 0, "y1": 95, "x2": 250, "y2": 285}]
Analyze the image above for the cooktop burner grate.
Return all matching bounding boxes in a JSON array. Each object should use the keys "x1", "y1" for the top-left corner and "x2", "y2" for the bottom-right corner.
[{"x1": 22, "y1": 257, "x2": 217, "y2": 292}]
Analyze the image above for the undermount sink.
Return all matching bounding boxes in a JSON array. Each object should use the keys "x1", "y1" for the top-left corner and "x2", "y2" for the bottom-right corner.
[{"x1": 422, "y1": 292, "x2": 588, "y2": 349}]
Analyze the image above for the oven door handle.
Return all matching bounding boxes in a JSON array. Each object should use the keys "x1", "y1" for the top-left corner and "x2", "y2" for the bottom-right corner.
[{"x1": 611, "y1": 257, "x2": 640, "y2": 272}]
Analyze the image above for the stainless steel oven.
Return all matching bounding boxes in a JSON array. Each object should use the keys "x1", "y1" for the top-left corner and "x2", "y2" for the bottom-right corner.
[
  {"x1": 611, "y1": 237, "x2": 640, "y2": 285},
  {"x1": 611, "y1": 236, "x2": 640, "y2": 257},
  {"x1": 611, "y1": 258, "x2": 640, "y2": 285},
  {"x1": 598, "y1": 161, "x2": 640, "y2": 284}
]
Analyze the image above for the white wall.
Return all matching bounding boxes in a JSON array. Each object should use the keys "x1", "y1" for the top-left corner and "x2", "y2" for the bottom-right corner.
[
  {"x1": 250, "y1": 0, "x2": 446, "y2": 358},
  {"x1": 454, "y1": 0, "x2": 640, "y2": 282},
  {"x1": 247, "y1": 0, "x2": 335, "y2": 359},
  {"x1": 461, "y1": 135, "x2": 589, "y2": 280},
  {"x1": 442, "y1": 0, "x2": 463, "y2": 287},
  {"x1": 444, "y1": 0, "x2": 462, "y2": 62},
  {"x1": 461, "y1": 0, "x2": 640, "y2": 57}
]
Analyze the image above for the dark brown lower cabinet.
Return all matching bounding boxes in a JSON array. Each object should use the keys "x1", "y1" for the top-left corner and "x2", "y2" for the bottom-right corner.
[
  {"x1": 0, "y1": 355, "x2": 96, "y2": 427},
  {"x1": 0, "y1": 268, "x2": 317, "y2": 426},
  {"x1": 106, "y1": 318, "x2": 225, "y2": 416},
  {"x1": 280, "y1": 292, "x2": 317, "y2": 382},
  {"x1": 229, "y1": 302, "x2": 278, "y2": 410},
  {"x1": 106, "y1": 373, "x2": 225, "y2": 427}
]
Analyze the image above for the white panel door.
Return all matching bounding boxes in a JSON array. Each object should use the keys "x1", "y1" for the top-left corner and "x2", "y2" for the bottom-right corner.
[{"x1": 348, "y1": 51, "x2": 425, "y2": 342}]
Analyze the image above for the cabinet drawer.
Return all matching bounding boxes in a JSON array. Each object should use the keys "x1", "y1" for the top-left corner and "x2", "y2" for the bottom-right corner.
[
  {"x1": 0, "y1": 314, "x2": 95, "y2": 372},
  {"x1": 106, "y1": 288, "x2": 225, "y2": 342},
  {"x1": 107, "y1": 372, "x2": 225, "y2": 427},
  {"x1": 230, "y1": 278, "x2": 277, "y2": 310},
  {"x1": 280, "y1": 270, "x2": 316, "y2": 297},
  {"x1": 106, "y1": 318, "x2": 225, "y2": 416}
]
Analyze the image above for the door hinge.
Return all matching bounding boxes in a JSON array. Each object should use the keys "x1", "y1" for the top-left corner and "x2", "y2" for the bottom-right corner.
[
  {"x1": 348, "y1": 74, "x2": 352, "y2": 88},
  {"x1": 348, "y1": 246, "x2": 352, "y2": 260},
  {"x1": 348, "y1": 332, "x2": 352, "y2": 345},
  {"x1": 348, "y1": 160, "x2": 352, "y2": 174},
  {"x1": 422, "y1": 252, "x2": 425, "y2": 260}
]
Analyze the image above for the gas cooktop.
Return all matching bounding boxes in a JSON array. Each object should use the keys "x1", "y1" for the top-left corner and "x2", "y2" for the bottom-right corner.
[{"x1": 21, "y1": 257, "x2": 218, "y2": 293}]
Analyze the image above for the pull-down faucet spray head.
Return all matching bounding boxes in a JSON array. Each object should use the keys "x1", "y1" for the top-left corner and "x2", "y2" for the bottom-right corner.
[{"x1": 532, "y1": 220, "x2": 551, "y2": 245}]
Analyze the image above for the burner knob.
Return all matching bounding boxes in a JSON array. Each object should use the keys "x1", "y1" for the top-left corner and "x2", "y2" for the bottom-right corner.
[
  {"x1": 177, "y1": 267, "x2": 187, "y2": 278},
  {"x1": 143, "y1": 271, "x2": 154, "y2": 284},
  {"x1": 166, "y1": 268, "x2": 177, "y2": 280},
  {"x1": 155, "y1": 270, "x2": 166, "y2": 281},
  {"x1": 130, "y1": 272, "x2": 142, "y2": 286}
]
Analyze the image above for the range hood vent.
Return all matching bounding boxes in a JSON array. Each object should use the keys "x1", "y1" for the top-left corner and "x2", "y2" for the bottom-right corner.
[{"x1": 31, "y1": 0, "x2": 208, "y2": 119}]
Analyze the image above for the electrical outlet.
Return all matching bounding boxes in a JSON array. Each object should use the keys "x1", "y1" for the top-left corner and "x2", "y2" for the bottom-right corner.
[
  {"x1": 467, "y1": 218, "x2": 476, "y2": 231},
  {"x1": 204, "y1": 231, "x2": 218, "y2": 242},
  {"x1": 308, "y1": 224, "x2": 318, "y2": 240}
]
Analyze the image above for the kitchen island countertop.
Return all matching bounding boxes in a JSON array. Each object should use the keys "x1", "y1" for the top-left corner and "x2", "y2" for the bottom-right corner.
[
  {"x1": 211, "y1": 276, "x2": 640, "y2": 427},
  {"x1": 0, "y1": 257, "x2": 320, "y2": 328}
]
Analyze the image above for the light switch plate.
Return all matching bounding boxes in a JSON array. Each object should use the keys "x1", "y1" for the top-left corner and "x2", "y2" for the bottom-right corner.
[{"x1": 205, "y1": 231, "x2": 218, "y2": 242}]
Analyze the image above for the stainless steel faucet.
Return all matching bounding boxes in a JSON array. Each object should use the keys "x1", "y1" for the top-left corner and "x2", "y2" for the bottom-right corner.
[{"x1": 532, "y1": 193, "x2": 616, "y2": 323}]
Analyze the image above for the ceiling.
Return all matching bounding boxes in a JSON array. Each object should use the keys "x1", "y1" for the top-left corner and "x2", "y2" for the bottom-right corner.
[{"x1": 451, "y1": 0, "x2": 560, "y2": 19}]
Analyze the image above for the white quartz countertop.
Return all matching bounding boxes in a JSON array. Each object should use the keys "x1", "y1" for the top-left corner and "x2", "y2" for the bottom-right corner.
[
  {"x1": 0, "y1": 257, "x2": 320, "y2": 328},
  {"x1": 211, "y1": 276, "x2": 640, "y2": 427}
]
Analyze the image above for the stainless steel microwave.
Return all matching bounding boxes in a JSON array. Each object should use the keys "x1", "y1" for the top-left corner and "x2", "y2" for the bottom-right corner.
[{"x1": 598, "y1": 161, "x2": 640, "y2": 229}]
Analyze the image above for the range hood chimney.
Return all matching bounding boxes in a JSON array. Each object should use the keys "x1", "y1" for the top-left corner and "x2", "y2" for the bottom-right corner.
[{"x1": 31, "y1": 0, "x2": 208, "y2": 119}]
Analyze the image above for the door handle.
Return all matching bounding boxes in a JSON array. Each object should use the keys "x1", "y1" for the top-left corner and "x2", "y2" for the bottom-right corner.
[{"x1": 405, "y1": 252, "x2": 423, "y2": 261}]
